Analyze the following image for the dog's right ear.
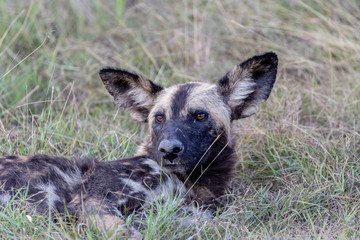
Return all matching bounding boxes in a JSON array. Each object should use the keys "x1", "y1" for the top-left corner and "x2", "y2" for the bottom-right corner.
[
  {"x1": 216, "y1": 52, "x2": 278, "y2": 120},
  {"x1": 99, "y1": 68, "x2": 164, "y2": 122}
]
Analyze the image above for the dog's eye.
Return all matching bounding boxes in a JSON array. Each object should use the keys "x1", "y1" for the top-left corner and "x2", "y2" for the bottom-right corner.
[
  {"x1": 155, "y1": 115, "x2": 164, "y2": 123},
  {"x1": 195, "y1": 113, "x2": 206, "y2": 121}
]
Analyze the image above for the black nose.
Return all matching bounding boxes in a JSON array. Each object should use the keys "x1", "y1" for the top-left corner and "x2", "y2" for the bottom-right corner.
[{"x1": 158, "y1": 139, "x2": 184, "y2": 159}]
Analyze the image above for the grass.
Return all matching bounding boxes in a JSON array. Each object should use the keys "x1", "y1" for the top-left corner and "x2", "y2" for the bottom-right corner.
[{"x1": 0, "y1": 0, "x2": 359, "y2": 239}]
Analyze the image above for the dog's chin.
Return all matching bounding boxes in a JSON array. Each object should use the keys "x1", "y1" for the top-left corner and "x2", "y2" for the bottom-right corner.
[
  {"x1": 162, "y1": 158, "x2": 179, "y2": 168},
  {"x1": 158, "y1": 157, "x2": 188, "y2": 174}
]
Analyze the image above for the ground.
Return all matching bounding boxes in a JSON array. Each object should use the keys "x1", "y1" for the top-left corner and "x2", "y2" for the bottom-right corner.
[{"x1": 0, "y1": 0, "x2": 359, "y2": 239}]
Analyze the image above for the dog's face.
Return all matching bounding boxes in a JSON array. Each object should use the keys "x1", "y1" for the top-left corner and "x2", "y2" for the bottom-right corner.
[
  {"x1": 148, "y1": 82, "x2": 230, "y2": 173},
  {"x1": 100, "y1": 52, "x2": 278, "y2": 174}
]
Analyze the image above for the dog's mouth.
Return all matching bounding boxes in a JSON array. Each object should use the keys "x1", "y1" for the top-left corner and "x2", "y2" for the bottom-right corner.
[
  {"x1": 163, "y1": 153, "x2": 178, "y2": 163},
  {"x1": 163, "y1": 162, "x2": 177, "y2": 167},
  {"x1": 160, "y1": 154, "x2": 181, "y2": 167},
  {"x1": 159, "y1": 155, "x2": 189, "y2": 174}
]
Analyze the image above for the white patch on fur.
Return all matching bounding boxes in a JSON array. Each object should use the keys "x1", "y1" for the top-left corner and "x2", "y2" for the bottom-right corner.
[
  {"x1": 0, "y1": 193, "x2": 11, "y2": 204},
  {"x1": 157, "y1": 172, "x2": 186, "y2": 203},
  {"x1": 47, "y1": 164, "x2": 81, "y2": 189},
  {"x1": 121, "y1": 178, "x2": 147, "y2": 194},
  {"x1": 35, "y1": 183, "x2": 61, "y2": 207},
  {"x1": 117, "y1": 198, "x2": 126, "y2": 206},
  {"x1": 228, "y1": 78, "x2": 256, "y2": 107},
  {"x1": 112, "y1": 199, "x2": 127, "y2": 217},
  {"x1": 143, "y1": 158, "x2": 160, "y2": 175},
  {"x1": 127, "y1": 88, "x2": 153, "y2": 108}
]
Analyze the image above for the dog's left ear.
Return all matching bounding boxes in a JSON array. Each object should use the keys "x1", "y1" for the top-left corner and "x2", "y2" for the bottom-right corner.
[
  {"x1": 217, "y1": 52, "x2": 278, "y2": 120},
  {"x1": 99, "y1": 68, "x2": 164, "y2": 122}
]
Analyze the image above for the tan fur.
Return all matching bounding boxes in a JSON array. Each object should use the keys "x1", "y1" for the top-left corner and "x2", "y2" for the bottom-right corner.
[
  {"x1": 184, "y1": 84, "x2": 232, "y2": 137},
  {"x1": 148, "y1": 86, "x2": 179, "y2": 125},
  {"x1": 148, "y1": 83, "x2": 232, "y2": 136}
]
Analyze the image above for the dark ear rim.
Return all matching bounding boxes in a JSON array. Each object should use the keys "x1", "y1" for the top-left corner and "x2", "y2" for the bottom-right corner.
[
  {"x1": 99, "y1": 67, "x2": 138, "y2": 81},
  {"x1": 239, "y1": 51, "x2": 278, "y2": 101},
  {"x1": 240, "y1": 52, "x2": 278, "y2": 69},
  {"x1": 99, "y1": 67, "x2": 164, "y2": 94}
]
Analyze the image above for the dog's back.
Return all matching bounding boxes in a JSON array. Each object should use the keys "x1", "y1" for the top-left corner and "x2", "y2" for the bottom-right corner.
[
  {"x1": 0, "y1": 155, "x2": 82, "y2": 214},
  {"x1": 0, "y1": 154, "x2": 186, "y2": 228}
]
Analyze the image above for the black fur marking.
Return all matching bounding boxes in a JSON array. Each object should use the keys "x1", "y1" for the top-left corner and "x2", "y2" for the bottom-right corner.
[
  {"x1": 135, "y1": 107, "x2": 150, "y2": 118},
  {"x1": 99, "y1": 68, "x2": 133, "y2": 94},
  {"x1": 99, "y1": 67, "x2": 163, "y2": 95},
  {"x1": 233, "y1": 52, "x2": 278, "y2": 120},
  {"x1": 148, "y1": 80, "x2": 164, "y2": 94},
  {"x1": 217, "y1": 75, "x2": 229, "y2": 87},
  {"x1": 99, "y1": 67, "x2": 139, "y2": 82},
  {"x1": 113, "y1": 78, "x2": 131, "y2": 93},
  {"x1": 216, "y1": 75, "x2": 231, "y2": 104},
  {"x1": 240, "y1": 52, "x2": 278, "y2": 101},
  {"x1": 188, "y1": 133, "x2": 235, "y2": 198},
  {"x1": 170, "y1": 83, "x2": 198, "y2": 118},
  {"x1": 216, "y1": 52, "x2": 278, "y2": 120}
]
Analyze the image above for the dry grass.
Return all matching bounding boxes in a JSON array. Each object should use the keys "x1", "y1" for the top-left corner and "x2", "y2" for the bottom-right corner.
[{"x1": 0, "y1": 0, "x2": 359, "y2": 239}]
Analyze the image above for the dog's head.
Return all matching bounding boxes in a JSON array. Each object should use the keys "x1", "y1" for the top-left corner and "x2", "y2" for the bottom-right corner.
[{"x1": 100, "y1": 52, "x2": 278, "y2": 175}]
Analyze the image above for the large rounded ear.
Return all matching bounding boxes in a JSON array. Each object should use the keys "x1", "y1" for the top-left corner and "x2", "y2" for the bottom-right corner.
[
  {"x1": 217, "y1": 52, "x2": 278, "y2": 120},
  {"x1": 99, "y1": 68, "x2": 164, "y2": 122}
]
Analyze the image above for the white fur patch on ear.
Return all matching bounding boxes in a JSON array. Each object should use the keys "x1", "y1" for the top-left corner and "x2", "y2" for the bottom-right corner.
[
  {"x1": 227, "y1": 78, "x2": 256, "y2": 108},
  {"x1": 127, "y1": 88, "x2": 154, "y2": 109}
]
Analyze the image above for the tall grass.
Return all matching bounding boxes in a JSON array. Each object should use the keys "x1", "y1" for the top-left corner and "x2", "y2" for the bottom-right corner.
[{"x1": 1, "y1": 0, "x2": 359, "y2": 239}]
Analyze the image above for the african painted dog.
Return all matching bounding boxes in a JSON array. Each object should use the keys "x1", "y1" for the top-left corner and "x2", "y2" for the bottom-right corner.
[{"x1": 0, "y1": 52, "x2": 278, "y2": 235}]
